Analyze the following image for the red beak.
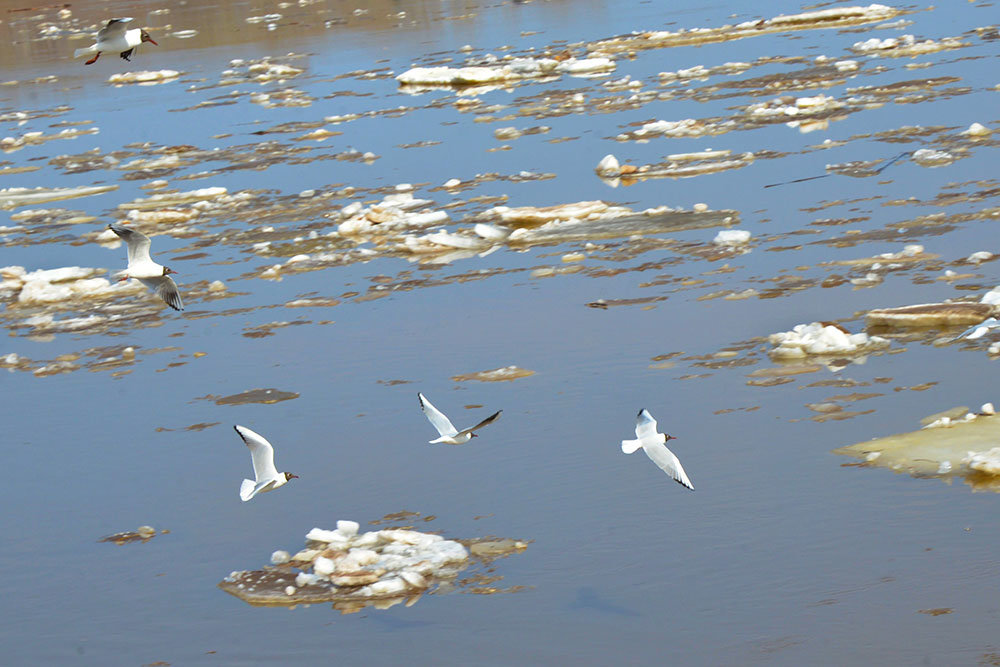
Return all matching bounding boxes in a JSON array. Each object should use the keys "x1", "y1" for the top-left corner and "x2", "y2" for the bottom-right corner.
[{"x1": 147, "y1": 37, "x2": 159, "y2": 46}]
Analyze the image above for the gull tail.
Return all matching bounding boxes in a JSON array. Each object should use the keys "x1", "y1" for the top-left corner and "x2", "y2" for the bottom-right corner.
[
  {"x1": 239, "y1": 479, "x2": 257, "y2": 502},
  {"x1": 621, "y1": 439, "x2": 643, "y2": 454},
  {"x1": 74, "y1": 46, "x2": 97, "y2": 59}
]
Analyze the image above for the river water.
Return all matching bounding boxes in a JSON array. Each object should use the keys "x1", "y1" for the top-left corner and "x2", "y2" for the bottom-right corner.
[{"x1": 2, "y1": 1, "x2": 1000, "y2": 664}]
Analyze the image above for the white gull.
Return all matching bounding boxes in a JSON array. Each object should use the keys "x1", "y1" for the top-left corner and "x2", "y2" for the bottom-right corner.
[
  {"x1": 418, "y1": 392, "x2": 501, "y2": 444},
  {"x1": 621, "y1": 409, "x2": 694, "y2": 490}
]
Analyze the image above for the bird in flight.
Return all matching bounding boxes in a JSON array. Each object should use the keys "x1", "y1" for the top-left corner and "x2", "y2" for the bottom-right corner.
[
  {"x1": 74, "y1": 18, "x2": 158, "y2": 65},
  {"x1": 620, "y1": 409, "x2": 694, "y2": 490},
  {"x1": 418, "y1": 392, "x2": 501, "y2": 444},
  {"x1": 108, "y1": 223, "x2": 183, "y2": 311},
  {"x1": 233, "y1": 425, "x2": 298, "y2": 501}
]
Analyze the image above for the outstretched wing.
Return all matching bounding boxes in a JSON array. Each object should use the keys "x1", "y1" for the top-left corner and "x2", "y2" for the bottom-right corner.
[
  {"x1": 418, "y1": 393, "x2": 458, "y2": 437},
  {"x1": 456, "y1": 410, "x2": 502, "y2": 438},
  {"x1": 642, "y1": 442, "x2": 694, "y2": 490},
  {"x1": 137, "y1": 276, "x2": 184, "y2": 311},
  {"x1": 155, "y1": 275, "x2": 183, "y2": 311},
  {"x1": 108, "y1": 223, "x2": 152, "y2": 266},
  {"x1": 234, "y1": 425, "x2": 279, "y2": 482},
  {"x1": 97, "y1": 17, "x2": 132, "y2": 41},
  {"x1": 634, "y1": 408, "x2": 659, "y2": 440}
]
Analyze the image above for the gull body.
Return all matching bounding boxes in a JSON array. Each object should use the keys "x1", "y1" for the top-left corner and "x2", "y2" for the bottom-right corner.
[
  {"x1": 621, "y1": 409, "x2": 694, "y2": 490},
  {"x1": 233, "y1": 425, "x2": 298, "y2": 501},
  {"x1": 108, "y1": 223, "x2": 183, "y2": 311},
  {"x1": 418, "y1": 392, "x2": 501, "y2": 444},
  {"x1": 74, "y1": 18, "x2": 158, "y2": 65},
  {"x1": 955, "y1": 317, "x2": 1000, "y2": 341}
]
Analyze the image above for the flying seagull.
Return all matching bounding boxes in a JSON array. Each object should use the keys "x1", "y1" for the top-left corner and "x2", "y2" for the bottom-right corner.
[
  {"x1": 621, "y1": 409, "x2": 694, "y2": 490},
  {"x1": 418, "y1": 392, "x2": 501, "y2": 444},
  {"x1": 233, "y1": 425, "x2": 298, "y2": 501},
  {"x1": 954, "y1": 317, "x2": 1000, "y2": 341},
  {"x1": 74, "y1": 18, "x2": 158, "y2": 65},
  {"x1": 108, "y1": 223, "x2": 183, "y2": 311}
]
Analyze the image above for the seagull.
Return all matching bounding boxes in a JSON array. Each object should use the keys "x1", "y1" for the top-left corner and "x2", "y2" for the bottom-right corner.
[
  {"x1": 954, "y1": 317, "x2": 1000, "y2": 341},
  {"x1": 621, "y1": 409, "x2": 694, "y2": 490},
  {"x1": 108, "y1": 223, "x2": 184, "y2": 311},
  {"x1": 418, "y1": 392, "x2": 501, "y2": 444},
  {"x1": 233, "y1": 425, "x2": 298, "y2": 501},
  {"x1": 74, "y1": 18, "x2": 158, "y2": 66}
]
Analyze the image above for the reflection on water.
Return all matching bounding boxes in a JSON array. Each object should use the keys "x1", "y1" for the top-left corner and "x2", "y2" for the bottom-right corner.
[{"x1": 3, "y1": 0, "x2": 1000, "y2": 663}]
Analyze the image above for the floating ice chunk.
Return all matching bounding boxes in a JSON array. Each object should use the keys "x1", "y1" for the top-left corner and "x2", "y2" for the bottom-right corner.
[
  {"x1": 983, "y1": 403, "x2": 996, "y2": 415},
  {"x1": 284, "y1": 585, "x2": 296, "y2": 595},
  {"x1": 295, "y1": 572, "x2": 322, "y2": 587},
  {"x1": 271, "y1": 550, "x2": 290, "y2": 565},
  {"x1": 595, "y1": 154, "x2": 620, "y2": 176},
  {"x1": 968, "y1": 251, "x2": 993, "y2": 264},
  {"x1": 912, "y1": 149, "x2": 954, "y2": 167},
  {"x1": 713, "y1": 229, "x2": 751, "y2": 245},
  {"x1": 473, "y1": 223, "x2": 511, "y2": 241},
  {"x1": 962, "y1": 122, "x2": 992, "y2": 137},
  {"x1": 368, "y1": 577, "x2": 407, "y2": 596},
  {"x1": 108, "y1": 70, "x2": 180, "y2": 85},
  {"x1": 769, "y1": 322, "x2": 889, "y2": 358},
  {"x1": 964, "y1": 448, "x2": 1000, "y2": 475},
  {"x1": 305, "y1": 527, "x2": 341, "y2": 543},
  {"x1": 313, "y1": 556, "x2": 336, "y2": 577},
  {"x1": 336, "y1": 520, "x2": 359, "y2": 537}
]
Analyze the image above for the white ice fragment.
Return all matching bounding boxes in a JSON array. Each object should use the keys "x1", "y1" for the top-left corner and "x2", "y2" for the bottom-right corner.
[
  {"x1": 473, "y1": 223, "x2": 510, "y2": 241},
  {"x1": 271, "y1": 550, "x2": 290, "y2": 565},
  {"x1": 368, "y1": 577, "x2": 407, "y2": 596},
  {"x1": 208, "y1": 280, "x2": 226, "y2": 292},
  {"x1": 295, "y1": 572, "x2": 321, "y2": 587},
  {"x1": 443, "y1": 178, "x2": 462, "y2": 188},
  {"x1": 981, "y1": 287, "x2": 1000, "y2": 306},
  {"x1": 313, "y1": 556, "x2": 336, "y2": 577},
  {"x1": 968, "y1": 251, "x2": 993, "y2": 264},
  {"x1": 982, "y1": 403, "x2": 995, "y2": 415},
  {"x1": 937, "y1": 461, "x2": 952, "y2": 474},
  {"x1": 595, "y1": 154, "x2": 620, "y2": 176},
  {"x1": 713, "y1": 229, "x2": 751, "y2": 246},
  {"x1": 336, "y1": 520, "x2": 359, "y2": 537},
  {"x1": 962, "y1": 122, "x2": 992, "y2": 137},
  {"x1": 964, "y1": 447, "x2": 1000, "y2": 475},
  {"x1": 399, "y1": 570, "x2": 428, "y2": 589},
  {"x1": 912, "y1": 148, "x2": 954, "y2": 167},
  {"x1": 285, "y1": 586, "x2": 296, "y2": 596},
  {"x1": 286, "y1": 254, "x2": 310, "y2": 264},
  {"x1": 305, "y1": 528, "x2": 340, "y2": 542},
  {"x1": 769, "y1": 322, "x2": 889, "y2": 358}
]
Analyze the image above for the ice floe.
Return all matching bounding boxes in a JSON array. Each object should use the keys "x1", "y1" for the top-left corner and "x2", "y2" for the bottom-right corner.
[
  {"x1": 219, "y1": 522, "x2": 527, "y2": 610},
  {"x1": 836, "y1": 404, "x2": 1000, "y2": 491},
  {"x1": 769, "y1": 322, "x2": 889, "y2": 359}
]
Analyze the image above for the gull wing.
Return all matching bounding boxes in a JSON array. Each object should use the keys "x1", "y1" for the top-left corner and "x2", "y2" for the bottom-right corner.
[
  {"x1": 97, "y1": 18, "x2": 132, "y2": 41},
  {"x1": 234, "y1": 425, "x2": 280, "y2": 482},
  {"x1": 955, "y1": 317, "x2": 1000, "y2": 341},
  {"x1": 137, "y1": 276, "x2": 184, "y2": 311},
  {"x1": 108, "y1": 223, "x2": 152, "y2": 266},
  {"x1": 642, "y1": 441, "x2": 694, "y2": 490},
  {"x1": 456, "y1": 410, "x2": 502, "y2": 438},
  {"x1": 634, "y1": 408, "x2": 659, "y2": 440},
  {"x1": 418, "y1": 393, "x2": 458, "y2": 437}
]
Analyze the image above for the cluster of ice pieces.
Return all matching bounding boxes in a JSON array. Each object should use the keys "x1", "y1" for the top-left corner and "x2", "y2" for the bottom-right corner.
[
  {"x1": 107, "y1": 70, "x2": 180, "y2": 85},
  {"x1": 221, "y1": 521, "x2": 524, "y2": 609},
  {"x1": 713, "y1": 230, "x2": 751, "y2": 246},
  {"x1": 0, "y1": 265, "x2": 137, "y2": 306},
  {"x1": 396, "y1": 56, "x2": 615, "y2": 89},
  {"x1": 851, "y1": 34, "x2": 963, "y2": 56},
  {"x1": 769, "y1": 322, "x2": 889, "y2": 359},
  {"x1": 924, "y1": 404, "x2": 995, "y2": 430}
]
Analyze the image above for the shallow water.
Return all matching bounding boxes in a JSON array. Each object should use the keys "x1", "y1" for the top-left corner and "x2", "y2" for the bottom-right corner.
[{"x1": 3, "y1": 0, "x2": 1000, "y2": 664}]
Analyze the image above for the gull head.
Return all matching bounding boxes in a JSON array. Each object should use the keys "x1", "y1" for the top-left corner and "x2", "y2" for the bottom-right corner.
[
  {"x1": 162, "y1": 266, "x2": 178, "y2": 276},
  {"x1": 140, "y1": 29, "x2": 158, "y2": 46},
  {"x1": 284, "y1": 472, "x2": 299, "y2": 481}
]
